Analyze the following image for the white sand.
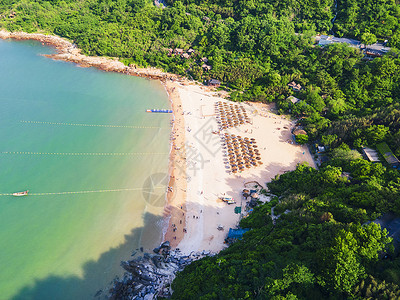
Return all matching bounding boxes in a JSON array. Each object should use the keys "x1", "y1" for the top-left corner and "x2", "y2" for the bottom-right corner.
[{"x1": 175, "y1": 83, "x2": 315, "y2": 254}]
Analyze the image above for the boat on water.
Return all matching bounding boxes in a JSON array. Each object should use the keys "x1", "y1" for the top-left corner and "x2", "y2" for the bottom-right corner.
[
  {"x1": 146, "y1": 109, "x2": 173, "y2": 113},
  {"x1": 12, "y1": 190, "x2": 28, "y2": 196}
]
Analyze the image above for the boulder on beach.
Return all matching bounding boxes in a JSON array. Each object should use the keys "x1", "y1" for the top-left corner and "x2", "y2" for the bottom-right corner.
[{"x1": 160, "y1": 241, "x2": 170, "y2": 249}]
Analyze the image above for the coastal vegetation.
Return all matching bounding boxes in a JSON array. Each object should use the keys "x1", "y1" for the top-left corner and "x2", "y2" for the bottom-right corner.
[
  {"x1": 0, "y1": 0, "x2": 399, "y2": 152},
  {"x1": 172, "y1": 160, "x2": 400, "y2": 299}
]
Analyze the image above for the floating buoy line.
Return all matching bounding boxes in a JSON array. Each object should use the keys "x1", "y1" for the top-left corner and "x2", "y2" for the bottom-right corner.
[
  {"x1": 1, "y1": 151, "x2": 168, "y2": 156},
  {"x1": 0, "y1": 119, "x2": 170, "y2": 196},
  {"x1": 20, "y1": 120, "x2": 163, "y2": 129},
  {"x1": 0, "y1": 187, "x2": 165, "y2": 196}
]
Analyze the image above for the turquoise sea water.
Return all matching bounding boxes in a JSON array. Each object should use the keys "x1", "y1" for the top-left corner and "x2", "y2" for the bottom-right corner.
[{"x1": 0, "y1": 39, "x2": 170, "y2": 299}]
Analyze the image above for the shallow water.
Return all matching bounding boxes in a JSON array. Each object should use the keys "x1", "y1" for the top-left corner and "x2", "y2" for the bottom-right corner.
[{"x1": 0, "y1": 39, "x2": 170, "y2": 299}]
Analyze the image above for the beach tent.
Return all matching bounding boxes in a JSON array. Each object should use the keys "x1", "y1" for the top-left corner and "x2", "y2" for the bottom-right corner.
[{"x1": 227, "y1": 228, "x2": 250, "y2": 239}]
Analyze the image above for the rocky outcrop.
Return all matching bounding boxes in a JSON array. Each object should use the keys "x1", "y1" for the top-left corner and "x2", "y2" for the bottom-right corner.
[
  {"x1": 108, "y1": 244, "x2": 214, "y2": 299},
  {"x1": 0, "y1": 30, "x2": 181, "y2": 82}
]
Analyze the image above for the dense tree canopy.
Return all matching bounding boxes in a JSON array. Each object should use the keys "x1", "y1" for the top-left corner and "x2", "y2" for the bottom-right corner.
[
  {"x1": 172, "y1": 161, "x2": 399, "y2": 299},
  {"x1": 0, "y1": 1, "x2": 399, "y2": 135}
]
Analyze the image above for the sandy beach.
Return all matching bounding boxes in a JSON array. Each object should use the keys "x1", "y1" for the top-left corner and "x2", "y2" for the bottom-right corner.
[
  {"x1": 165, "y1": 82, "x2": 316, "y2": 254},
  {"x1": 0, "y1": 30, "x2": 316, "y2": 255}
]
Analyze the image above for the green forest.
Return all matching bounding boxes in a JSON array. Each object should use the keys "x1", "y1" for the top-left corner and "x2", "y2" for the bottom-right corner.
[
  {"x1": 172, "y1": 160, "x2": 400, "y2": 299},
  {"x1": 1, "y1": 0, "x2": 400, "y2": 298},
  {"x1": 0, "y1": 0, "x2": 400, "y2": 152}
]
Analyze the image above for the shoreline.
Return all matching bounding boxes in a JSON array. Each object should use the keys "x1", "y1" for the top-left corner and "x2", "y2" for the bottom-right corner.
[
  {"x1": 0, "y1": 29, "x2": 190, "y2": 248},
  {"x1": 0, "y1": 30, "x2": 317, "y2": 256},
  {"x1": 163, "y1": 81, "x2": 187, "y2": 248},
  {"x1": 0, "y1": 30, "x2": 181, "y2": 82}
]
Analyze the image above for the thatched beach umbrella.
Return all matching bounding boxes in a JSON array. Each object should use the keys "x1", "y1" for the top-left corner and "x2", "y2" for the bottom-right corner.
[{"x1": 251, "y1": 192, "x2": 259, "y2": 198}]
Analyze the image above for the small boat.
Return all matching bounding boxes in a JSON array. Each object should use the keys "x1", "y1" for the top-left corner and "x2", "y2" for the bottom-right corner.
[
  {"x1": 146, "y1": 109, "x2": 173, "y2": 113},
  {"x1": 13, "y1": 190, "x2": 28, "y2": 196}
]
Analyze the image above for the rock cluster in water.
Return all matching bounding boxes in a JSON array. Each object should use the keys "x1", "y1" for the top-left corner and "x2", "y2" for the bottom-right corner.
[{"x1": 108, "y1": 242, "x2": 213, "y2": 299}]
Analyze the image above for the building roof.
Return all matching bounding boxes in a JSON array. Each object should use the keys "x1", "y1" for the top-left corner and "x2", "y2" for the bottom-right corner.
[
  {"x1": 288, "y1": 81, "x2": 302, "y2": 91},
  {"x1": 316, "y1": 35, "x2": 391, "y2": 55},
  {"x1": 208, "y1": 79, "x2": 220, "y2": 85},
  {"x1": 181, "y1": 53, "x2": 190, "y2": 59},
  {"x1": 201, "y1": 64, "x2": 212, "y2": 70},
  {"x1": 316, "y1": 35, "x2": 360, "y2": 48},
  {"x1": 376, "y1": 142, "x2": 400, "y2": 165},
  {"x1": 287, "y1": 96, "x2": 300, "y2": 104},
  {"x1": 227, "y1": 228, "x2": 250, "y2": 239},
  {"x1": 293, "y1": 128, "x2": 307, "y2": 135},
  {"x1": 174, "y1": 48, "x2": 184, "y2": 54},
  {"x1": 365, "y1": 49, "x2": 383, "y2": 57},
  {"x1": 374, "y1": 213, "x2": 400, "y2": 252},
  {"x1": 362, "y1": 147, "x2": 380, "y2": 162}
]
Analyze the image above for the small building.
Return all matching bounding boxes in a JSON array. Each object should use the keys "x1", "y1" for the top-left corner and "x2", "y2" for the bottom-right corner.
[
  {"x1": 181, "y1": 53, "x2": 190, "y2": 59},
  {"x1": 201, "y1": 64, "x2": 212, "y2": 71},
  {"x1": 364, "y1": 49, "x2": 383, "y2": 58},
  {"x1": 374, "y1": 213, "x2": 400, "y2": 255},
  {"x1": 200, "y1": 57, "x2": 209, "y2": 63},
  {"x1": 293, "y1": 128, "x2": 307, "y2": 136},
  {"x1": 174, "y1": 48, "x2": 184, "y2": 55},
  {"x1": 316, "y1": 145, "x2": 326, "y2": 153},
  {"x1": 376, "y1": 142, "x2": 400, "y2": 168},
  {"x1": 227, "y1": 228, "x2": 250, "y2": 239},
  {"x1": 287, "y1": 95, "x2": 300, "y2": 104},
  {"x1": 362, "y1": 147, "x2": 380, "y2": 163},
  {"x1": 316, "y1": 35, "x2": 360, "y2": 48},
  {"x1": 288, "y1": 81, "x2": 302, "y2": 92},
  {"x1": 187, "y1": 49, "x2": 195, "y2": 55},
  {"x1": 207, "y1": 79, "x2": 221, "y2": 87}
]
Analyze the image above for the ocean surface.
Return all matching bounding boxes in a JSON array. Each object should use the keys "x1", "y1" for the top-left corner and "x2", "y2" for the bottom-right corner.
[{"x1": 0, "y1": 39, "x2": 170, "y2": 299}]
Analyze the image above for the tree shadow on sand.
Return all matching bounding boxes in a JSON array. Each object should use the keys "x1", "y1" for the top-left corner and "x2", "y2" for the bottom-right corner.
[{"x1": 11, "y1": 212, "x2": 163, "y2": 300}]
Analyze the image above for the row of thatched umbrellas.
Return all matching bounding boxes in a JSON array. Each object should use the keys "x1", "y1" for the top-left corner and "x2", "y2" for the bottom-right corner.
[
  {"x1": 221, "y1": 133, "x2": 262, "y2": 173},
  {"x1": 215, "y1": 101, "x2": 250, "y2": 130}
]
